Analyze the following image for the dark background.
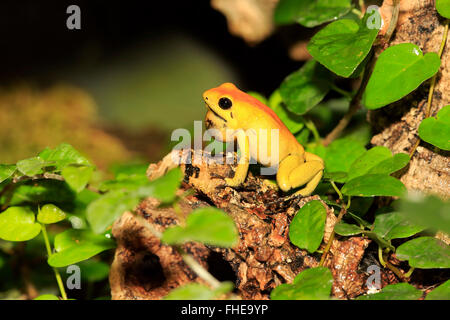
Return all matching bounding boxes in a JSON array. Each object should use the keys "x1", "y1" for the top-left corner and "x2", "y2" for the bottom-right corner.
[{"x1": 0, "y1": 0, "x2": 298, "y2": 95}]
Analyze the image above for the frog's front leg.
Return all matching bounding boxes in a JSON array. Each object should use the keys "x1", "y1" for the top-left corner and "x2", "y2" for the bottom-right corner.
[
  {"x1": 276, "y1": 152, "x2": 324, "y2": 196},
  {"x1": 225, "y1": 129, "x2": 250, "y2": 187}
]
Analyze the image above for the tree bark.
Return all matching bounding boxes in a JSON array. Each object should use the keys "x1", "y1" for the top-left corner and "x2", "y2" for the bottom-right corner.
[
  {"x1": 370, "y1": 0, "x2": 450, "y2": 199},
  {"x1": 109, "y1": 150, "x2": 376, "y2": 300}
]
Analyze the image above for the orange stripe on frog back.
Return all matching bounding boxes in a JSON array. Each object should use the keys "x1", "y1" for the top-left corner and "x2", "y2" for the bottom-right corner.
[{"x1": 214, "y1": 84, "x2": 288, "y2": 130}]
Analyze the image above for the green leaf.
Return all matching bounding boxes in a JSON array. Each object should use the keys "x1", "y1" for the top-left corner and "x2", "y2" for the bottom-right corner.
[
  {"x1": 323, "y1": 171, "x2": 348, "y2": 183},
  {"x1": 0, "y1": 207, "x2": 41, "y2": 241},
  {"x1": 6, "y1": 180, "x2": 75, "y2": 206},
  {"x1": 363, "y1": 43, "x2": 441, "y2": 109},
  {"x1": 62, "y1": 165, "x2": 94, "y2": 193},
  {"x1": 271, "y1": 267, "x2": 333, "y2": 300},
  {"x1": 342, "y1": 146, "x2": 409, "y2": 183},
  {"x1": 274, "y1": 0, "x2": 352, "y2": 27},
  {"x1": 347, "y1": 197, "x2": 373, "y2": 217},
  {"x1": 279, "y1": 60, "x2": 331, "y2": 115},
  {"x1": 347, "y1": 211, "x2": 372, "y2": 228},
  {"x1": 397, "y1": 193, "x2": 450, "y2": 234},
  {"x1": 162, "y1": 207, "x2": 238, "y2": 248},
  {"x1": 396, "y1": 237, "x2": 450, "y2": 269},
  {"x1": 372, "y1": 212, "x2": 423, "y2": 241},
  {"x1": 164, "y1": 284, "x2": 216, "y2": 300},
  {"x1": 164, "y1": 282, "x2": 233, "y2": 300},
  {"x1": 274, "y1": 0, "x2": 308, "y2": 25},
  {"x1": 78, "y1": 260, "x2": 110, "y2": 282},
  {"x1": 296, "y1": 0, "x2": 352, "y2": 28},
  {"x1": 295, "y1": 128, "x2": 310, "y2": 145},
  {"x1": 346, "y1": 146, "x2": 392, "y2": 181},
  {"x1": 99, "y1": 175, "x2": 150, "y2": 192},
  {"x1": 87, "y1": 190, "x2": 140, "y2": 234},
  {"x1": 87, "y1": 168, "x2": 183, "y2": 234},
  {"x1": 426, "y1": 280, "x2": 450, "y2": 300},
  {"x1": 39, "y1": 143, "x2": 91, "y2": 169},
  {"x1": 342, "y1": 174, "x2": 406, "y2": 197},
  {"x1": 16, "y1": 157, "x2": 45, "y2": 176},
  {"x1": 48, "y1": 230, "x2": 115, "y2": 267},
  {"x1": 436, "y1": 0, "x2": 450, "y2": 18},
  {"x1": 110, "y1": 163, "x2": 148, "y2": 180},
  {"x1": 269, "y1": 90, "x2": 304, "y2": 134},
  {"x1": 323, "y1": 138, "x2": 366, "y2": 174},
  {"x1": 289, "y1": 200, "x2": 327, "y2": 253},
  {"x1": 34, "y1": 294, "x2": 59, "y2": 300},
  {"x1": 307, "y1": 16, "x2": 379, "y2": 77},
  {"x1": 357, "y1": 283, "x2": 422, "y2": 300},
  {"x1": 0, "y1": 164, "x2": 16, "y2": 183},
  {"x1": 141, "y1": 167, "x2": 183, "y2": 203},
  {"x1": 418, "y1": 105, "x2": 450, "y2": 150},
  {"x1": 367, "y1": 153, "x2": 410, "y2": 175},
  {"x1": 334, "y1": 221, "x2": 363, "y2": 236},
  {"x1": 37, "y1": 204, "x2": 67, "y2": 224}
]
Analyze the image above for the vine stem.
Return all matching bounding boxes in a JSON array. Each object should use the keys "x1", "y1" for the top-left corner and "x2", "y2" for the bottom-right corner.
[
  {"x1": 384, "y1": 0, "x2": 400, "y2": 44},
  {"x1": 177, "y1": 248, "x2": 221, "y2": 289},
  {"x1": 404, "y1": 267, "x2": 415, "y2": 278},
  {"x1": 40, "y1": 222, "x2": 67, "y2": 300},
  {"x1": 322, "y1": 52, "x2": 375, "y2": 146},
  {"x1": 409, "y1": 20, "x2": 449, "y2": 158},
  {"x1": 133, "y1": 214, "x2": 223, "y2": 291},
  {"x1": 319, "y1": 182, "x2": 350, "y2": 266}
]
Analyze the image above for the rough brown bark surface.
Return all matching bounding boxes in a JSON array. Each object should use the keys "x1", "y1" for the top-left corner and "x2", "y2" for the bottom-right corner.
[
  {"x1": 109, "y1": 150, "x2": 373, "y2": 300},
  {"x1": 370, "y1": 0, "x2": 450, "y2": 198}
]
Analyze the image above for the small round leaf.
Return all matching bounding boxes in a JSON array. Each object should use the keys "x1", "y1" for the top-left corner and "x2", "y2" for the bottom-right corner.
[
  {"x1": 289, "y1": 200, "x2": 327, "y2": 253},
  {"x1": 0, "y1": 207, "x2": 41, "y2": 241},
  {"x1": 37, "y1": 204, "x2": 67, "y2": 224}
]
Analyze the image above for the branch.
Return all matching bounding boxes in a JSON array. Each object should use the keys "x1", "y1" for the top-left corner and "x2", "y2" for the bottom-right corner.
[{"x1": 322, "y1": 52, "x2": 375, "y2": 146}]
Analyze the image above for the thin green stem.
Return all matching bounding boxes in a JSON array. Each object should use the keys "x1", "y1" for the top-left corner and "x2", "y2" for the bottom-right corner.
[
  {"x1": 330, "y1": 181, "x2": 343, "y2": 201},
  {"x1": 378, "y1": 246, "x2": 386, "y2": 267},
  {"x1": 385, "y1": 261, "x2": 406, "y2": 281},
  {"x1": 409, "y1": 20, "x2": 449, "y2": 157},
  {"x1": 359, "y1": 0, "x2": 365, "y2": 11},
  {"x1": 330, "y1": 83, "x2": 353, "y2": 99},
  {"x1": 41, "y1": 223, "x2": 67, "y2": 300},
  {"x1": 384, "y1": 0, "x2": 400, "y2": 43},
  {"x1": 352, "y1": 8, "x2": 362, "y2": 18},
  {"x1": 404, "y1": 267, "x2": 415, "y2": 278},
  {"x1": 176, "y1": 248, "x2": 221, "y2": 289},
  {"x1": 319, "y1": 193, "x2": 350, "y2": 267},
  {"x1": 304, "y1": 119, "x2": 321, "y2": 143}
]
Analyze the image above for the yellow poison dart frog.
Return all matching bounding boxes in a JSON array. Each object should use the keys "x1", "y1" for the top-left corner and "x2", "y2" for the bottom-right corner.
[{"x1": 203, "y1": 82, "x2": 324, "y2": 196}]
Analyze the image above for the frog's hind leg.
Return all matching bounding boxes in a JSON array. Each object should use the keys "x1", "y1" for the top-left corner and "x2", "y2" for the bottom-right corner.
[
  {"x1": 293, "y1": 170, "x2": 323, "y2": 196},
  {"x1": 276, "y1": 152, "x2": 324, "y2": 196}
]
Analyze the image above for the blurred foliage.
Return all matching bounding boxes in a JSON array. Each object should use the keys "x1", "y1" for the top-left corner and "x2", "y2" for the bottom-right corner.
[{"x1": 0, "y1": 85, "x2": 132, "y2": 169}]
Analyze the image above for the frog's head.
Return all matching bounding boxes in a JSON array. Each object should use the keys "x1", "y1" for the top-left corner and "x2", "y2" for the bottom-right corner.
[{"x1": 203, "y1": 83, "x2": 240, "y2": 133}]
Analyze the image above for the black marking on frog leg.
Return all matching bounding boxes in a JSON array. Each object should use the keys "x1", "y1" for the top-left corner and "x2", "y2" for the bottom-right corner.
[
  {"x1": 230, "y1": 112, "x2": 234, "y2": 119},
  {"x1": 184, "y1": 163, "x2": 200, "y2": 182},
  {"x1": 205, "y1": 119, "x2": 213, "y2": 129}
]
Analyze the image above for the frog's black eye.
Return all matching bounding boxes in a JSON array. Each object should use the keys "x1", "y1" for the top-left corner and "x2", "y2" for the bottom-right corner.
[{"x1": 218, "y1": 97, "x2": 232, "y2": 109}]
